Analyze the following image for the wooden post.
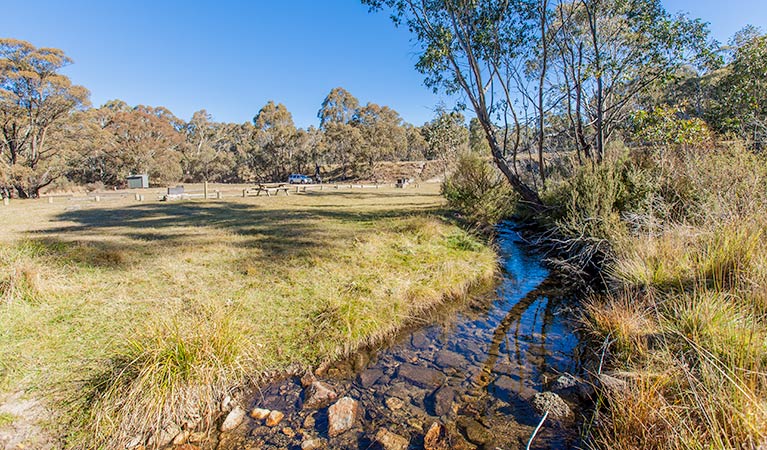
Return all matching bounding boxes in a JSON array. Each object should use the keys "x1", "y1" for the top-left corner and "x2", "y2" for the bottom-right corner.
[
  {"x1": 204, "y1": 181, "x2": 209, "y2": 199},
  {"x1": 216, "y1": 191, "x2": 222, "y2": 199},
  {"x1": 138, "y1": 194, "x2": 145, "y2": 202},
  {"x1": 48, "y1": 197, "x2": 54, "y2": 204},
  {"x1": 3, "y1": 198, "x2": 8, "y2": 206},
  {"x1": 135, "y1": 193, "x2": 141, "y2": 201},
  {"x1": 94, "y1": 196, "x2": 100, "y2": 202},
  {"x1": 242, "y1": 189, "x2": 247, "y2": 198}
]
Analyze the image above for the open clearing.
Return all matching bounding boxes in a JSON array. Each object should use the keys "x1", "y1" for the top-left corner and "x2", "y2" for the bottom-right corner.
[{"x1": 0, "y1": 183, "x2": 496, "y2": 448}]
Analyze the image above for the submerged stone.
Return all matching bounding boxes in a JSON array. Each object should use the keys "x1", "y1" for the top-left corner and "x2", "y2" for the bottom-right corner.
[
  {"x1": 375, "y1": 428, "x2": 409, "y2": 450},
  {"x1": 434, "y1": 350, "x2": 466, "y2": 369},
  {"x1": 396, "y1": 363, "x2": 445, "y2": 388},
  {"x1": 328, "y1": 396, "x2": 361, "y2": 437},
  {"x1": 356, "y1": 368, "x2": 384, "y2": 389},
  {"x1": 303, "y1": 381, "x2": 337, "y2": 410},
  {"x1": 426, "y1": 386, "x2": 456, "y2": 417}
]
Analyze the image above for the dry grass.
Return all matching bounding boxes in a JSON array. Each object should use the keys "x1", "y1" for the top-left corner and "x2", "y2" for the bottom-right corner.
[
  {"x1": 584, "y1": 193, "x2": 767, "y2": 448},
  {"x1": 0, "y1": 184, "x2": 497, "y2": 448}
]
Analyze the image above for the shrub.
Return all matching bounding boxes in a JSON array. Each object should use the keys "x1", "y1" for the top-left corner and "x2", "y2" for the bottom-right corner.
[{"x1": 442, "y1": 152, "x2": 517, "y2": 229}]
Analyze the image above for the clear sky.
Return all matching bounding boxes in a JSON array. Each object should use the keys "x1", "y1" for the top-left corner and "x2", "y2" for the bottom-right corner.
[{"x1": 1, "y1": 1, "x2": 764, "y2": 128}]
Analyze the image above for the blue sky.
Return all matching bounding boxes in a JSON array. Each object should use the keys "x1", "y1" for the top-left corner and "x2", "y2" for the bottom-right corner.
[{"x1": 1, "y1": 1, "x2": 764, "y2": 128}]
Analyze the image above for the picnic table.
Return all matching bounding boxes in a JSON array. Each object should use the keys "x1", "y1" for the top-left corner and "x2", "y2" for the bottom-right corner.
[{"x1": 242, "y1": 183, "x2": 290, "y2": 197}]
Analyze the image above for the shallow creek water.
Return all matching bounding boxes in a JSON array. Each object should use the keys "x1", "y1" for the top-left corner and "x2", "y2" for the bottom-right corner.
[{"x1": 216, "y1": 225, "x2": 587, "y2": 449}]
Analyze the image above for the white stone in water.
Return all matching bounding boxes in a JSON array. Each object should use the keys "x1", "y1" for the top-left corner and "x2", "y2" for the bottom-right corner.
[{"x1": 250, "y1": 407, "x2": 271, "y2": 420}]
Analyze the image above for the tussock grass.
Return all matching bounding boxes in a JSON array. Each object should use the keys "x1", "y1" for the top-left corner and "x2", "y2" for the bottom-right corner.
[
  {"x1": 0, "y1": 184, "x2": 496, "y2": 448},
  {"x1": 576, "y1": 145, "x2": 767, "y2": 449}
]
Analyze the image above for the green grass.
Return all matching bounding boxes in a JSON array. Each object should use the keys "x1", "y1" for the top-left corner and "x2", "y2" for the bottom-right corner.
[
  {"x1": 0, "y1": 412, "x2": 15, "y2": 426},
  {"x1": 0, "y1": 184, "x2": 497, "y2": 448}
]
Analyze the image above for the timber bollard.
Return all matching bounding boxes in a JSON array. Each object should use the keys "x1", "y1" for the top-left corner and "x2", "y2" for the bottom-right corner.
[
  {"x1": 94, "y1": 196, "x2": 100, "y2": 202},
  {"x1": 3, "y1": 198, "x2": 8, "y2": 206},
  {"x1": 216, "y1": 191, "x2": 222, "y2": 199},
  {"x1": 135, "y1": 193, "x2": 141, "y2": 201},
  {"x1": 204, "y1": 181, "x2": 209, "y2": 199},
  {"x1": 48, "y1": 197, "x2": 54, "y2": 204}
]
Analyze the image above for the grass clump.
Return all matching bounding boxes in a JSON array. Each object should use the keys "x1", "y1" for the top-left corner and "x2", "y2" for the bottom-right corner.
[
  {"x1": 0, "y1": 412, "x2": 15, "y2": 426},
  {"x1": 75, "y1": 311, "x2": 252, "y2": 448}
]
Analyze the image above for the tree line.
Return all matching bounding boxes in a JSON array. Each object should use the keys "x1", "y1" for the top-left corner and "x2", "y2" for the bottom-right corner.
[
  {"x1": 364, "y1": 0, "x2": 766, "y2": 208},
  {"x1": 0, "y1": 39, "x2": 474, "y2": 198}
]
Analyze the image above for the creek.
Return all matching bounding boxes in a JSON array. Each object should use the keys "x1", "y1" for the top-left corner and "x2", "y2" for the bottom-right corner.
[{"x1": 216, "y1": 224, "x2": 589, "y2": 450}]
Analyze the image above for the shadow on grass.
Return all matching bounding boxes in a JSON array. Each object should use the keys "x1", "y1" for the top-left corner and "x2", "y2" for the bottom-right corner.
[{"x1": 30, "y1": 198, "x2": 450, "y2": 268}]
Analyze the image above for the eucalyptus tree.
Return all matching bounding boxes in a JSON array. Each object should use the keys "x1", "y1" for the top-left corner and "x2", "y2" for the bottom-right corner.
[
  {"x1": 0, "y1": 38, "x2": 90, "y2": 197},
  {"x1": 101, "y1": 104, "x2": 185, "y2": 185},
  {"x1": 422, "y1": 109, "x2": 469, "y2": 162},
  {"x1": 709, "y1": 29, "x2": 767, "y2": 145},
  {"x1": 182, "y1": 110, "x2": 235, "y2": 182},
  {"x1": 354, "y1": 102, "x2": 408, "y2": 171},
  {"x1": 363, "y1": 0, "x2": 714, "y2": 206},
  {"x1": 552, "y1": 0, "x2": 716, "y2": 162},
  {"x1": 252, "y1": 101, "x2": 298, "y2": 181}
]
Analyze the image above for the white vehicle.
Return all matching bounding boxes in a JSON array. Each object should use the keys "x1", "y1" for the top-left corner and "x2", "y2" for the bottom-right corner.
[{"x1": 288, "y1": 174, "x2": 313, "y2": 184}]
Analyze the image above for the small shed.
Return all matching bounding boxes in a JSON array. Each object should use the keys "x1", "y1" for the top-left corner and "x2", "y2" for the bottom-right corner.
[{"x1": 126, "y1": 174, "x2": 149, "y2": 189}]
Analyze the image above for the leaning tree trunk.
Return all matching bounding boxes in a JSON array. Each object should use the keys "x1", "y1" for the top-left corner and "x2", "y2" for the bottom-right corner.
[{"x1": 475, "y1": 109, "x2": 543, "y2": 208}]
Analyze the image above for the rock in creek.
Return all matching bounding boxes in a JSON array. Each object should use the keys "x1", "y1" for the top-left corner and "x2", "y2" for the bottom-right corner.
[
  {"x1": 434, "y1": 350, "x2": 466, "y2": 369},
  {"x1": 411, "y1": 332, "x2": 430, "y2": 349},
  {"x1": 301, "y1": 437, "x2": 326, "y2": 450},
  {"x1": 249, "y1": 407, "x2": 271, "y2": 420},
  {"x1": 597, "y1": 373, "x2": 629, "y2": 395},
  {"x1": 423, "y1": 421, "x2": 476, "y2": 450},
  {"x1": 532, "y1": 391, "x2": 572, "y2": 420},
  {"x1": 551, "y1": 373, "x2": 595, "y2": 401},
  {"x1": 424, "y1": 422, "x2": 450, "y2": 450},
  {"x1": 396, "y1": 363, "x2": 445, "y2": 388},
  {"x1": 356, "y1": 368, "x2": 384, "y2": 389},
  {"x1": 327, "y1": 396, "x2": 361, "y2": 437},
  {"x1": 458, "y1": 417, "x2": 491, "y2": 445},
  {"x1": 265, "y1": 410, "x2": 285, "y2": 427},
  {"x1": 426, "y1": 386, "x2": 456, "y2": 417},
  {"x1": 303, "y1": 381, "x2": 338, "y2": 410},
  {"x1": 375, "y1": 428, "x2": 410, "y2": 450},
  {"x1": 551, "y1": 373, "x2": 579, "y2": 391},
  {"x1": 385, "y1": 396, "x2": 404, "y2": 411},
  {"x1": 220, "y1": 406, "x2": 245, "y2": 432}
]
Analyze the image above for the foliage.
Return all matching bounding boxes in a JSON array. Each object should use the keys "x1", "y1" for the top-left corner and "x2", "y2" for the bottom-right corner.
[
  {"x1": 0, "y1": 38, "x2": 90, "y2": 198},
  {"x1": 442, "y1": 152, "x2": 517, "y2": 229},
  {"x1": 363, "y1": 0, "x2": 715, "y2": 206},
  {"x1": 422, "y1": 109, "x2": 468, "y2": 164},
  {"x1": 708, "y1": 31, "x2": 767, "y2": 145},
  {"x1": 542, "y1": 152, "x2": 653, "y2": 242},
  {"x1": 629, "y1": 106, "x2": 714, "y2": 149},
  {"x1": 572, "y1": 145, "x2": 767, "y2": 449}
]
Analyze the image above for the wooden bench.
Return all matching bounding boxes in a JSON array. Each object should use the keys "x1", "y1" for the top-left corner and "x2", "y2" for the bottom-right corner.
[{"x1": 242, "y1": 184, "x2": 290, "y2": 197}]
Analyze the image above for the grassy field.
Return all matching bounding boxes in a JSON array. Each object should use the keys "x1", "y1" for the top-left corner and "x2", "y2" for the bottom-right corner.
[{"x1": 0, "y1": 184, "x2": 496, "y2": 448}]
